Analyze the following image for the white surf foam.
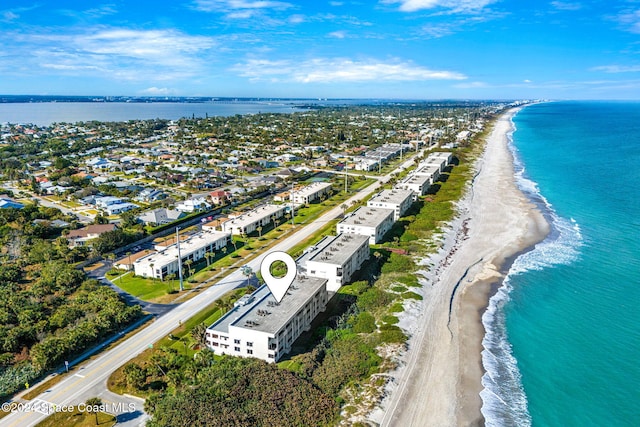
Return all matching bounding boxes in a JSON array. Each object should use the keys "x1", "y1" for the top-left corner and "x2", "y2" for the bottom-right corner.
[{"x1": 479, "y1": 116, "x2": 583, "y2": 426}]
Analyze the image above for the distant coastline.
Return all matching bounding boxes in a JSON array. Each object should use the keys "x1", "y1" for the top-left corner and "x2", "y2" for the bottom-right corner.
[{"x1": 0, "y1": 97, "x2": 519, "y2": 127}]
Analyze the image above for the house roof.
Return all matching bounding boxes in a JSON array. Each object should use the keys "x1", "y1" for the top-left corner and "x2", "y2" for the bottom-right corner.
[{"x1": 66, "y1": 223, "x2": 117, "y2": 239}]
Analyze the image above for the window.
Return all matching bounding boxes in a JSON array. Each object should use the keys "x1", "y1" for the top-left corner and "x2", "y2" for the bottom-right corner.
[
  {"x1": 268, "y1": 354, "x2": 275, "y2": 359},
  {"x1": 247, "y1": 349, "x2": 253, "y2": 355},
  {"x1": 234, "y1": 346, "x2": 240, "y2": 352},
  {"x1": 212, "y1": 342, "x2": 219, "y2": 347},
  {"x1": 247, "y1": 342, "x2": 253, "y2": 347},
  {"x1": 234, "y1": 339, "x2": 240, "y2": 344},
  {"x1": 269, "y1": 343, "x2": 277, "y2": 350}
]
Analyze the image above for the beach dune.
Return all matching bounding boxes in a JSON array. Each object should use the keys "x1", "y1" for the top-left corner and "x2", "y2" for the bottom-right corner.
[{"x1": 377, "y1": 108, "x2": 549, "y2": 426}]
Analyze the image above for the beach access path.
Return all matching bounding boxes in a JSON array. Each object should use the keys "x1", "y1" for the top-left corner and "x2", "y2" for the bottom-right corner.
[{"x1": 378, "y1": 108, "x2": 550, "y2": 426}]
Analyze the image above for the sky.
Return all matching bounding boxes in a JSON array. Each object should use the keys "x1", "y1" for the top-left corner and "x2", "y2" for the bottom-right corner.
[{"x1": 0, "y1": 0, "x2": 639, "y2": 99}]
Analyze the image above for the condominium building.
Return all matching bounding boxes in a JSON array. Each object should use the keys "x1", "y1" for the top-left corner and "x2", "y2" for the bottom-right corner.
[
  {"x1": 396, "y1": 173, "x2": 432, "y2": 197},
  {"x1": 427, "y1": 151, "x2": 453, "y2": 171},
  {"x1": 298, "y1": 233, "x2": 370, "y2": 292},
  {"x1": 290, "y1": 182, "x2": 332, "y2": 205},
  {"x1": 206, "y1": 277, "x2": 328, "y2": 362},
  {"x1": 367, "y1": 189, "x2": 415, "y2": 221},
  {"x1": 337, "y1": 206, "x2": 395, "y2": 244},
  {"x1": 222, "y1": 204, "x2": 286, "y2": 236},
  {"x1": 133, "y1": 230, "x2": 230, "y2": 279}
]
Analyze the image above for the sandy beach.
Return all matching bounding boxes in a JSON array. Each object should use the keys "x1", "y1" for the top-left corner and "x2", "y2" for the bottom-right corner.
[{"x1": 373, "y1": 108, "x2": 550, "y2": 426}]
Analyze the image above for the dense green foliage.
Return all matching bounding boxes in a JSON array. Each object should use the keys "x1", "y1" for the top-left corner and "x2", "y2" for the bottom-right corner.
[
  {"x1": 143, "y1": 356, "x2": 337, "y2": 427},
  {"x1": 0, "y1": 206, "x2": 142, "y2": 400}
]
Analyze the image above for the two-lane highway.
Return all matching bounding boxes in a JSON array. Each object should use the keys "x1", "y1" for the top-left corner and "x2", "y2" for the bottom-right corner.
[{"x1": 2, "y1": 151, "x2": 424, "y2": 427}]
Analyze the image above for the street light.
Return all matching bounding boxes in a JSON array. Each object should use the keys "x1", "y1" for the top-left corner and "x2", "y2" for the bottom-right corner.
[{"x1": 176, "y1": 227, "x2": 184, "y2": 292}]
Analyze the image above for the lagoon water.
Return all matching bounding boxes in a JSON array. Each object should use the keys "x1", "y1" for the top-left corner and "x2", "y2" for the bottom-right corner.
[
  {"x1": 0, "y1": 101, "x2": 305, "y2": 126},
  {"x1": 481, "y1": 102, "x2": 640, "y2": 426}
]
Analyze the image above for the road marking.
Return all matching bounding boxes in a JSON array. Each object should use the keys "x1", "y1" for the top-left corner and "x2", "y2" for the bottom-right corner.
[
  {"x1": 30, "y1": 399, "x2": 55, "y2": 415},
  {"x1": 75, "y1": 373, "x2": 85, "y2": 378}
]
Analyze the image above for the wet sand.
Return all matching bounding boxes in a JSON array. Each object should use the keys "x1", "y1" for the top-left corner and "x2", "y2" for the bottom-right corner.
[{"x1": 375, "y1": 108, "x2": 550, "y2": 426}]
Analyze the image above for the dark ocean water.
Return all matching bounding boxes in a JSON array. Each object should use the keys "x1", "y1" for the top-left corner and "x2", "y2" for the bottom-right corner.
[{"x1": 481, "y1": 101, "x2": 640, "y2": 426}]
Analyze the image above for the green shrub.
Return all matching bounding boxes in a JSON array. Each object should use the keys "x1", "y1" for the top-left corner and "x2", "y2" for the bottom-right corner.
[
  {"x1": 379, "y1": 326, "x2": 407, "y2": 344},
  {"x1": 350, "y1": 280, "x2": 369, "y2": 296},
  {"x1": 357, "y1": 288, "x2": 394, "y2": 311},
  {"x1": 381, "y1": 315, "x2": 399, "y2": 325},
  {"x1": 402, "y1": 291, "x2": 423, "y2": 300},
  {"x1": 400, "y1": 232, "x2": 418, "y2": 242},
  {"x1": 351, "y1": 312, "x2": 376, "y2": 334},
  {"x1": 381, "y1": 253, "x2": 416, "y2": 274},
  {"x1": 397, "y1": 274, "x2": 420, "y2": 287},
  {"x1": 389, "y1": 303, "x2": 404, "y2": 313}
]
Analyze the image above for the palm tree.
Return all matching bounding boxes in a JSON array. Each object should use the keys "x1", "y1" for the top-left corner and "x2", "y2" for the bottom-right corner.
[
  {"x1": 341, "y1": 203, "x2": 348, "y2": 216},
  {"x1": 85, "y1": 397, "x2": 102, "y2": 425},
  {"x1": 204, "y1": 252, "x2": 213, "y2": 267},
  {"x1": 221, "y1": 246, "x2": 228, "y2": 257},
  {"x1": 190, "y1": 323, "x2": 208, "y2": 348},
  {"x1": 185, "y1": 259, "x2": 193, "y2": 277},
  {"x1": 256, "y1": 225, "x2": 263, "y2": 237}
]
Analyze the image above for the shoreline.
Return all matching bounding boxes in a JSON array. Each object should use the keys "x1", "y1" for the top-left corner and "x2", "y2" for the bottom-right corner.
[{"x1": 373, "y1": 107, "x2": 550, "y2": 426}]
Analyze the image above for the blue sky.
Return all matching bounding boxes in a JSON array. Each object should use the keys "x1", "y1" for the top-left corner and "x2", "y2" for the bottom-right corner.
[{"x1": 1, "y1": 0, "x2": 639, "y2": 99}]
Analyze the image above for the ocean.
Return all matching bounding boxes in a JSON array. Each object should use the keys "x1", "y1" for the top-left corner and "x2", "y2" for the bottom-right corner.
[{"x1": 481, "y1": 101, "x2": 640, "y2": 426}]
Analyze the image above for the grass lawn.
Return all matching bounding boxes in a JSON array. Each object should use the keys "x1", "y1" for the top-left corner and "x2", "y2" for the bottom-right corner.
[
  {"x1": 111, "y1": 272, "x2": 183, "y2": 302},
  {"x1": 35, "y1": 409, "x2": 115, "y2": 427},
  {"x1": 61, "y1": 200, "x2": 82, "y2": 208}
]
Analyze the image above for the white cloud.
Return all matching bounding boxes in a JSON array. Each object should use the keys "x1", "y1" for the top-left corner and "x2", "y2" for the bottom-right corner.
[
  {"x1": 523, "y1": 79, "x2": 532, "y2": 83},
  {"x1": 1, "y1": 5, "x2": 39, "y2": 22},
  {"x1": 233, "y1": 57, "x2": 467, "y2": 83},
  {"x1": 614, "y1": 9, "x2": 640, "y2": 34},
  {"x1": 191, "y1": 0, "x2": 293, "y2": 13},
  {"x1": 140, "y1": 87, "x2": 177, "y2": 95},
  {"x1": 2, "y1": 11, "x2": 19, "y2": 21},
  {"x1": 592, "y1": 65, "x2": 640, "y2": 73},
  {"x1": 453, "y1": 81, "x2": 487, "y2": 88},
  {"x1": 328, "y1": 30, "x2": 347, "y2": 38},
  {"x1": 288, "y1": 14, "x2": 306, "y2": 23},
  {"x1": 381, "y1": 0, "x2": 497, "y2": 13},
  {"x1": 421, "y1": 23, "x2": 456, "y2": 38},
  {"x1": 4, "y1": 27, "x2": 216, "y2": 81},
  {"x1": 550, "y1": 1, "x2": 582, "y2": 11}
]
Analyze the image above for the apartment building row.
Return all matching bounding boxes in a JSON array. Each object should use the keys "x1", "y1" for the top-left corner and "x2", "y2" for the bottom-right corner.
[
  {"x1": 204, "y1": 153, "x2": 451, "y2": 363},
  {"x1": 133, "y1": 229, "x2": 230, "y2": 280},
  {"x1": 220, "y1": 204, "x2": 287, "y2": 236},
  {"x1": 396, "y1": 151, "x2": 452, "y2": 196}
]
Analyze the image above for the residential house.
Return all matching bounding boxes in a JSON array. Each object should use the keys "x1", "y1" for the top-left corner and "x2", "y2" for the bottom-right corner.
[{"x1": 66, "y1": 223, "x2": 117, "y2": 247}]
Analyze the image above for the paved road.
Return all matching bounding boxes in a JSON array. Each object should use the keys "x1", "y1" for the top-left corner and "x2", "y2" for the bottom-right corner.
[
  {"x1": 87, "y1": 261, "x2": 176, "y2": 316},
  {"x1": 1, "y1": 151, "x2": 423, "y2": 427},
  {"x1": 2, "y1": 183, "x2": 93, "y2": 223}
]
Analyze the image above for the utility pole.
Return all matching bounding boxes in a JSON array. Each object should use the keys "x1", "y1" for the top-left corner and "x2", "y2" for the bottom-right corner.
[
  {"x1": 176, "y1": 227, "x2": 184, "y2": 292},
  {"x1": 290, "y1": 182, "x2": 295, "y2": 227},
  {"x1": 344, "y1": 164, "x2": 348, "y2": 193}
]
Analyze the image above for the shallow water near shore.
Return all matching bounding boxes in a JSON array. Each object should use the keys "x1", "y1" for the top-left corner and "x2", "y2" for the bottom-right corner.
[{"x1": 481, "y1": 101, "x2": 640, "y2": 426}]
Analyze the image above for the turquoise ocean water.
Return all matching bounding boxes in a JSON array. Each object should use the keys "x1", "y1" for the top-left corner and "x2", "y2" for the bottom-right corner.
[{"x1": 480, "y1": 101, "x2": 640, "y2": 426}]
